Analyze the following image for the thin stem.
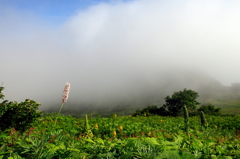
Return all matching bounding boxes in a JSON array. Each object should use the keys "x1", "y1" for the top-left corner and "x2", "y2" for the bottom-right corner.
[
  {"x1": 54, "y1": 103, "x2": 64, "y2": 126},
  {"x1": 58, "y1": 103, "x2": 64, "y2": 115}
]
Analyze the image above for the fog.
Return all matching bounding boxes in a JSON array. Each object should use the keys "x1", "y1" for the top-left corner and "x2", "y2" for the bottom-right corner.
[{"x1": 1, "y1": 0, "x2": 240, "y2": 111}]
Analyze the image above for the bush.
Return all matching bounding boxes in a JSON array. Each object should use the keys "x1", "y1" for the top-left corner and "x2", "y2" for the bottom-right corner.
[
  {"x1": 0, "y1": 87, "x2": 42, "y2": 133},
  {"x1": 132, "y1": 105, "x2": 159, "y2": 117},
  {"x1": 197, "y1": 104, "x2": 221, "y2": 116}
]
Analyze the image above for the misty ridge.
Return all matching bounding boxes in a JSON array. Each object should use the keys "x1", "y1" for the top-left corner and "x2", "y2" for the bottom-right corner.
[
  {"x1": 1, "y1": 0, "x2": 240, "y2": 114},
  {"x1": 42, "y1": 70, "x2": 239, "y2": 115}
]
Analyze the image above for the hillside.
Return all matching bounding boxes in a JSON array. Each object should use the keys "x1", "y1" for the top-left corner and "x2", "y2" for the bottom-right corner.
[{"x1": 44, "y1": 70, "x2": 240, "y2": 116}]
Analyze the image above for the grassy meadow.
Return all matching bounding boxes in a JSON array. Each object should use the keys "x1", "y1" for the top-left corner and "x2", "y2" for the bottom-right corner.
[
  {"x1": 0, "y1": 113, "x2": 239, "y2": 159},
  {"x1": 1, "y1": 84, "x2": 240, "y2": 158},
  {"x1": 205, "y1": 99, "x2": 240, "y2": 115}
]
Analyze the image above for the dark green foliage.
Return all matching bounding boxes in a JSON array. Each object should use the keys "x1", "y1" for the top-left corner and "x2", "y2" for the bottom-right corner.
[
  {"x1": 161, "y1": 88, "x2": 200, "y2": 116},
  {"x1": 0, "y1": 87, "x2": 42, "y2": 133},
  {"x1": 198, "y1": 104, "x2": 221, "y2": 116},
  {"x1": 200, "y1": 111, "x2": 207, "y2": 128},
  {"x1": 132, "y1": 105, "x2": 160, "y2": 116},
  {"x1": 183, "y1": 105, "x2": 189, "y2": 139},
  {"x1": 0, "y1": 86, "x2": 4, "y2": 100},
  {"x1": 158, "y1": 106, "x2": 171, "y2": 116},
  {"x1": 132, "y1": 89, "x2": 201, "y2": 117}
]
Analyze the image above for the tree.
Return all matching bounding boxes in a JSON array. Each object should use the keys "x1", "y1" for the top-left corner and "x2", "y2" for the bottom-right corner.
[{"x1": 162, "y1": 88, "x2": 200, "y2": 116}]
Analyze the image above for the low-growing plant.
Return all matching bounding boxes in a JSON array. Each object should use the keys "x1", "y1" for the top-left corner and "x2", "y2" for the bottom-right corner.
[
  {"x1": 0, "y1": 114, "x2": 239, "y2": 158},
  {"x1": 0, "y1": 87, "x2": 42, "y2": 133},
  {"x1": 1, "y1": 85, "x2": 240, "y2": 159}
]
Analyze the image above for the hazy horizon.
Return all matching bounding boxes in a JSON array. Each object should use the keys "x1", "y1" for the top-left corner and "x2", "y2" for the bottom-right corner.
[{"x1": 1, "y1": 0, "x2": 240, "y2": 110}]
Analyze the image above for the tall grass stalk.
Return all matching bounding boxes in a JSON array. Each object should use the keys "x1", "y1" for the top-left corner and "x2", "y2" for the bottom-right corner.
[
  {"x1": 200, "y1": 111, "x2": 207, "y2": 129},
  {"x1": 85, "y1": 115, "x2": 93, "y2": 138},
  {"x1": 200, "y1": 111, "x2": 210, "y2": 157},
  {"x1": 54, "y1": 82, "x2": 70, "y2": 125},
  {"x1": 183, "y1": 105, "x2": 190, "y2": 140}
]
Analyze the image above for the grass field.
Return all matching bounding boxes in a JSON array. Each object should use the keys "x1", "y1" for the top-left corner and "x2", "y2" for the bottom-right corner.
[{"x1": 0, "y1": 114, "x2": 239, "y2": 159}]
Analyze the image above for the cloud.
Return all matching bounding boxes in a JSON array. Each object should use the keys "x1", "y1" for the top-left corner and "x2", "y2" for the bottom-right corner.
[
  {"x1": 64, "y1": 0, "x2": 240, "y2": 83},
  {"x1": 1, "y1": 0, "x2": 240, "y2": 110}
]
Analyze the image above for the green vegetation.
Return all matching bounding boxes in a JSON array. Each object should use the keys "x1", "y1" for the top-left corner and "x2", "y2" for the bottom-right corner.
[
  {"x1": 0, "y1": 114, "x2": 239, "y2": 158},
  {"x1": 132, "y1": 105, "x2": 160, "y2": 117},
  {"x1": 162, "y1": 89, "x2": 200, "y2": 116},
  {"x1": 0, "y1": 87, "x2": 41, "y2": 133},
  {"x1": 198, "y1": 104, "x2": 221, "y2": 116},
  {"x1": 200, "y1": 82, "x2": 240, "y2": 115},
  {"x1": 133, "y1": 89, "x2": 223, "y2": 117},
  {"x1": 0, "y1": 86, "x2": 239, "y2": 158},
  {"x1": 203, "y1": 99, "x2": 240, "y2": 115}
]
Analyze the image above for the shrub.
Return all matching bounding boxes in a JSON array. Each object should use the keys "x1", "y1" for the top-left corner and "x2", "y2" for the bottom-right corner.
[
  {"x1": 0, "y1": 87, "x2": 42, "y2": 133},
  {"x1": 0, "y1": 86, "x2": 4, "y2": 100},
  {"x1": 197, "y1": 104, "x2": 221, "y2": 116},
  {"x1": 132, "y1": 105, "x2": 159, "y2": 116}
]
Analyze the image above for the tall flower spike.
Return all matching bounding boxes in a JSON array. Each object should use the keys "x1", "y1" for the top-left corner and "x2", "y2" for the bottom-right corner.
[
  {"x1": 55, "y1": 82, "x2": 71, "y2": 126},
  {"x1": 62, "y1": 82, "x2": 70, "y2": 104}
]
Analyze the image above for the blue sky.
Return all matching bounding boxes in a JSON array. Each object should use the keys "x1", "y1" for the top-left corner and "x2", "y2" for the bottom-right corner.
[{"x1": 0, "y1": 0, "x2": 132, "y2": 25}]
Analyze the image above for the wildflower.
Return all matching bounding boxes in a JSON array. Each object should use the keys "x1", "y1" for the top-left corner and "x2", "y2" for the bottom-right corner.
[
  {"x1": 55, "y1": 82, "x2": 70, "y2": 125},
  {"x1": 144, "y1": 114, "x2": 146, "y2": 117},
  {"x1": 113, "y1": 114, "x2": 117, "y2": 118},
  {"x1": 62, "y1": 82, "x2": 70, "y2": 104},
  {"x1": 119, "y1": 126, "x2": 123, "y2": 130},
  {"x1": 160, "y1": 119, "x2": 163, "y2": 122}
]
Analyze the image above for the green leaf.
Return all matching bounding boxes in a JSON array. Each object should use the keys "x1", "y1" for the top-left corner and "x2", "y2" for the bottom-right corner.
[
  {"x1": 7, "y1": 154, "x2": 23, "y2": 159},
  {"x1": 94, "y1": 138, "x2": 104, "y2": 145},
  {"x1": 157, "y1": 150, "x2": 181, "y2": 159},
  {"x1": 143, "y1": 137, "x2": 160, "y2": 145},
  {"x1": 84, "y1": 138, "x2": 95, "y2": 143}
]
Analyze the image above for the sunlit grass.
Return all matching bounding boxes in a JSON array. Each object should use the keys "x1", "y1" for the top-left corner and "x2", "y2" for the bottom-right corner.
[{"x1": 1, "y1": 114, "x2": 239, "y2": 158}]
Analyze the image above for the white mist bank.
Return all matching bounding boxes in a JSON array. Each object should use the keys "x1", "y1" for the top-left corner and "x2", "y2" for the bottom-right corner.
[{"x1": 1, "y1": 0, "x2": 240, "y2": 110}]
